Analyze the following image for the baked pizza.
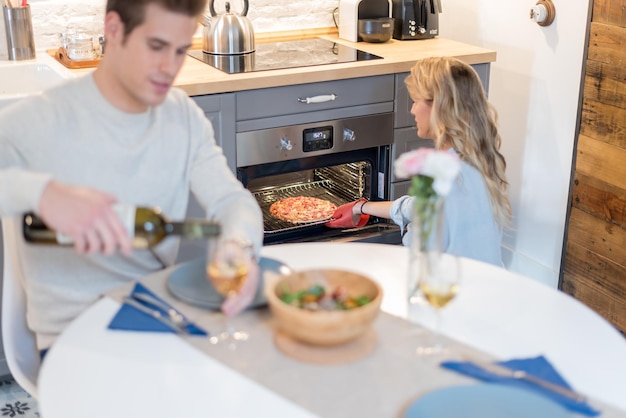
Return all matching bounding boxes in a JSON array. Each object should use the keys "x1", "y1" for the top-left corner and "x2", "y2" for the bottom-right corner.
[{"x1": 269, "y1": 196, "x2": 337, "y2": 223}]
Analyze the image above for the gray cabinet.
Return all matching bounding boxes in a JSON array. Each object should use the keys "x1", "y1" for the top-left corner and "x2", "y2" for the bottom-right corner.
[
  {"x1": 177, "y1": 93, "x2": 236, "y2": 263},
  {"x1": 192, "y1": 93, "x2": 236, "y2": 173},
  {"x1": 390, "y1": 63, "x2": 491, "y2": 200}
]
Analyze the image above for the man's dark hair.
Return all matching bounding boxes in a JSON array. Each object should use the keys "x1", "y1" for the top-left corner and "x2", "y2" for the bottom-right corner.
[{"x1": 106, "y1": 0, "x2": 207, "y2": 38}]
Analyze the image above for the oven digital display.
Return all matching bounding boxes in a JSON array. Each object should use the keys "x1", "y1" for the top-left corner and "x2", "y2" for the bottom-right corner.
[{"x1": 303, "y1": 126, "x2": 333, "y2": 152}]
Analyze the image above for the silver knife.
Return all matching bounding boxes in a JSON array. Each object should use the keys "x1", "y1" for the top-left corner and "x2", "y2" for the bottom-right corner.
[
  {"x1": 122, "y1": 296, "x2": 189, "y2": 335},
  {"x1": 131, "y1": 292, "x2": 191, "y2": 329},
  {"x1": 470, "y1": 360, "x2": 588, "y2": 403}
]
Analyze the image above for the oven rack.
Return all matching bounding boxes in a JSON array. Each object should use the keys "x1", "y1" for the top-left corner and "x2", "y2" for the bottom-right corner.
[
  {"x1": 253, "y1": 180, "x2": 351, "y2": 234},
  {"x1": 316, "y1": 162, "x2": 368, "y2": 198}
]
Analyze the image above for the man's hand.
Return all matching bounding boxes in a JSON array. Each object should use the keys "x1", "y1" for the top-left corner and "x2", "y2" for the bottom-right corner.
[
  {"x1": 211, "y1": 240, "x2": 260, "y2": 317},
  {"x1": 38, "y1": 181, "x2": 132, "y2": 256},
  {"x1": 221, "y1": 259, "x2": 259, "y2": 317}
]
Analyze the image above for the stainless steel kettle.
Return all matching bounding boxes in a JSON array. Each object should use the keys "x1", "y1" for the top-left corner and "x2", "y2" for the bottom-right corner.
[{"x1": 202, "y1": 0, "x2": 255, "y2": 55}]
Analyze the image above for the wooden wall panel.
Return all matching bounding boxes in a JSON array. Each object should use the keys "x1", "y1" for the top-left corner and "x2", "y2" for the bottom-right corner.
[
  {"x1": 562, "y1": 243, "x2": 626, "y2": 332},
  {"x1": 579, "y1": 99, "x2": 626, "y2": 147},
  {"x1": 592, "y1": 0, "x2": 626, "y2": 27},
  {"x1": 584, "y1": 66, "x2": 626, "y2": 106},
  {"x1": 564, "y1": 209, "x2": 626, "y2": 331},
  {"x1": 563, "y1": 240, "x2": 626, "y2": 298},
  {"x1": 572, "y1": 171, "x2": 626, "y2": 228},
  {"x1": 587, "y1": 22, "x2": 626, "y2": 65},
  {"x1": 585, "y1": 25, "x2": 626, "y2": 109},
  {"x1": 580, "y1": 98, "x2": 626, "y2": 148},
  {"x1": 562, "y1": 241, "x2": 626, "y2": 331},
  {"x1": 562, "y1": 0, "x2": 626, "y2": 334},
  {"x1": 575, "y1": 134, "x2": 626, "y2": 189},
  {"x1": 567, "y1": 207, "x2": 626, "y2": 263}
]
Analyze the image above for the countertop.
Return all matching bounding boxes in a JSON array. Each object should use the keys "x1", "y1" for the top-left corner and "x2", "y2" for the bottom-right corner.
[
  {"x1": 67, "y1": 30, "x2": 496, "y2": 96},
  {"x1": 177, "y1": 33, "x2": 496, "y2": 96}
]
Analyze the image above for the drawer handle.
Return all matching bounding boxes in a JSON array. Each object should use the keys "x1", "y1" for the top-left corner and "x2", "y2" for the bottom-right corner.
[{"x1": 297, "y1": 94, "x2": 338, "y2": 104}]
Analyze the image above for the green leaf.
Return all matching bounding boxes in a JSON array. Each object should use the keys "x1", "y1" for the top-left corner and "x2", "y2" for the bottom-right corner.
[
  {"x1": 307, "y1": 285, "x2": 325, "y2": 297},
  {"x1": 408, "y1": 174, "x2": 436, "y2": 199},
  {"x1": 355, "y1": 295, "x2": 372, "y2": 306}
]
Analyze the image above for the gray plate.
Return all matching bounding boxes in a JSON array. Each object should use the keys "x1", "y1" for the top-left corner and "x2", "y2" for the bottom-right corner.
[{"x1": 167, "y1": 256, "x2": 292, "y2": 310}]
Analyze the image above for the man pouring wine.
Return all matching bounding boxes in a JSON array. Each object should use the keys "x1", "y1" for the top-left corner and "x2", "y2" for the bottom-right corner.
[{"x1": 0, "y1": 0, "x2": 263, "y2": 356}]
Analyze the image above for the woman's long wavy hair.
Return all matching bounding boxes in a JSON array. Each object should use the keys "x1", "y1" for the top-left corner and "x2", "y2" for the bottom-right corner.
[{"x1": 405, "y1": 57, "x2": 511, "y2": 228}]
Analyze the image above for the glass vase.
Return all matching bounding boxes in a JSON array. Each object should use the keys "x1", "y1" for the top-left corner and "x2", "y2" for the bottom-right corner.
[
  {"x1": 407, "y1": 194, "x2": 445, "y2": 304},
  {"x1": 408, "y1": 194, "x2": 462, "y2": 355}
]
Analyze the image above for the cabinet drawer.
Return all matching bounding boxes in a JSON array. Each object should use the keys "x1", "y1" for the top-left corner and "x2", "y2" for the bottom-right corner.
[{"x1": 236, "y1": 75, "x2": 394, "y2": 121}]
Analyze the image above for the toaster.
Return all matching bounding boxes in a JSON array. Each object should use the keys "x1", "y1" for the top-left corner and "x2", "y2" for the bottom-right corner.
[{"x1": 391, "y1": 0, "x2": 440, "y2": 40}]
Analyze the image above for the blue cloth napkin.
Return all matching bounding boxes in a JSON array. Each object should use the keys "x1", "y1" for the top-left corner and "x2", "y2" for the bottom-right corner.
[
  {"x1": 440, "y1": 356, "x2": 600, "y2": 416},
  {"x1": 108, "y1": 282, "x2": 208, "y2": 336}
]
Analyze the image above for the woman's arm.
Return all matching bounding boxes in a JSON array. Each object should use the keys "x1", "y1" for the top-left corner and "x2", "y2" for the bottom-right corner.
[
  {"x1": 326, "y1": 199, "x2": 395, "y2": 228},
  {"x1": 355, "y1": 200, "x2": 394, "y2": 220}
]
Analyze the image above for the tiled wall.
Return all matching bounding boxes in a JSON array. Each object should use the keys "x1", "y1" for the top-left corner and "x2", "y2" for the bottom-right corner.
[{"x1": 26, "y1": 0, "x2": 338, "y2": 51}]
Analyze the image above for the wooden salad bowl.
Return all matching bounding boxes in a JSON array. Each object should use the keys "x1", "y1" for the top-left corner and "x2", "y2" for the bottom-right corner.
[{"x1": 266, "y1": 269, "x2": 383, "y2": 346}]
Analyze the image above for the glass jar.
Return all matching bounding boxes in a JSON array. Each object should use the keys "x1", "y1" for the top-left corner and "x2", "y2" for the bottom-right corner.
[{"x1": 62, "y1": 25, "x2": 95, "y2": 61}]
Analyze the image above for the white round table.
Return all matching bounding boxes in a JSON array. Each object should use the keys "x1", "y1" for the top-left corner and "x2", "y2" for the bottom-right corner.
[{"x1": 38, "y1": 243, "x2": 626, "y2": 416}]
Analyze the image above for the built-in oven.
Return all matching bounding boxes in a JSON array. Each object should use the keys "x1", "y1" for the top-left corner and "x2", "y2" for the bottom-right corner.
[
  {"x1": 177, "y1": 74, "x2": 403, "y2": 263},
  {"x1": 236, "y1": 113, "x2": 402, "y2": 245}
]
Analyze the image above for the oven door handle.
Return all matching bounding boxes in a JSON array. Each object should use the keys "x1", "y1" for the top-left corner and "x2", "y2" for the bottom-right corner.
[{"x1": 297, "y1": 93, "x2": 338, "y2": 104}]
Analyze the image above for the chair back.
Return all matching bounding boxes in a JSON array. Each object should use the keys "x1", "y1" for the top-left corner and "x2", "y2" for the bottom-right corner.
[{"x1": 1, "y1": 217, "x2": 39, "y2": 397}]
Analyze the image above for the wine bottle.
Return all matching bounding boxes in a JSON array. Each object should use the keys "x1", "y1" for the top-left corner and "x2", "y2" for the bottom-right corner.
[{"x1": 23, "y1": 205, "x2": 221, "y2": 249}]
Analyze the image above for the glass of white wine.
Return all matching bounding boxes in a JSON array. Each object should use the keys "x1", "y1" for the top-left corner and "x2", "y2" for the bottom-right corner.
[
  {"x1": 206, "y1": 239, "x2": 250, "y2": 348},
  {"x1": 413, "y1": 252, "x2": 461, "y2": 355}
]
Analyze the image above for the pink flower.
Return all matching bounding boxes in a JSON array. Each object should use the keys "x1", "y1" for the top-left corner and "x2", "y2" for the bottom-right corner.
[
  {"x1": 394, "y1": 148, "x2": 461, "y2": 196},
  {"x1": 394, "y1": 148, "x2": 431, "y2": 179}
]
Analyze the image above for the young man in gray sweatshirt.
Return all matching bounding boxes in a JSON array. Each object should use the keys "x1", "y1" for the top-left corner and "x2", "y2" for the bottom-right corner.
[{"x1": 0, "y1": 0, "x2": 263, "y2": 351}]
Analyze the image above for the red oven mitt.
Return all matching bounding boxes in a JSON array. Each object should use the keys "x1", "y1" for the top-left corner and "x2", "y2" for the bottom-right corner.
[{"x1": 325, "y1": 198, "x2": 370, "y2": 228}]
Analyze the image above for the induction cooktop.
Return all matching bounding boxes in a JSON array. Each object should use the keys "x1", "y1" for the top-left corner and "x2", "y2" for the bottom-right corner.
[{"x1": 187, "y1": 38, "x2": 383, "y2": 74}]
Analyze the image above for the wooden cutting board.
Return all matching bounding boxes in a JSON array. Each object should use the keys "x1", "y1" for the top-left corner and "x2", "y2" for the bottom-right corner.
[{"x1": 49, "y1": 47, "x2": 101, "y2": 69}]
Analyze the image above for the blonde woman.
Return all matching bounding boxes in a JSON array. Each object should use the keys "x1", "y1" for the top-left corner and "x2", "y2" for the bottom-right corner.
[{"x1": 327, "y1": 56, "x2": 511, "y2": 266}]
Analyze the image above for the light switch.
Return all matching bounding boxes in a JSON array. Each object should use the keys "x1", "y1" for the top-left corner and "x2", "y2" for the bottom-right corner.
[{"x1": 530, "y1": 0, "x2": 555, "y2": 27}]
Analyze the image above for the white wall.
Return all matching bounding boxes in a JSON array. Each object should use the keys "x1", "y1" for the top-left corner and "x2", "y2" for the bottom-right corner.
[
  {"x1": 11, "y1": 0, "x2": 338, "y2": 52},
  {"x1": 440, "y1": 0, "x2": 590, "y2": 287}
]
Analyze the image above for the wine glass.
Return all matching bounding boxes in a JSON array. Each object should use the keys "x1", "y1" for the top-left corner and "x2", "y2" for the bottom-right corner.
[
  {"x1": 206, "y1": 239, "x2": 251, "y2": 348},
  {"x1": 410, "y1": 252, "x2": 461, "y2": 355}
]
